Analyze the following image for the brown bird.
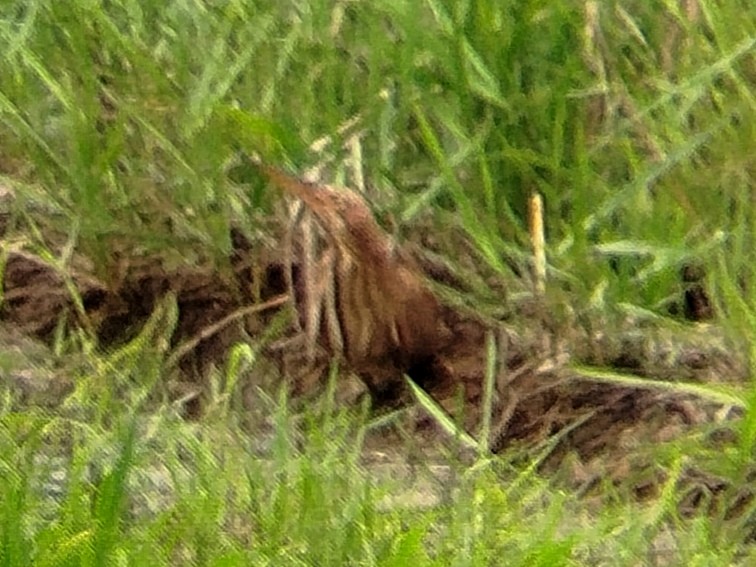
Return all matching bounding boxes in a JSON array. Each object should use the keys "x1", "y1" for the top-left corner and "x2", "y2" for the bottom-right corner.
[{"x1": 258, "y1": 162, "x2": 453, "y2": 405}]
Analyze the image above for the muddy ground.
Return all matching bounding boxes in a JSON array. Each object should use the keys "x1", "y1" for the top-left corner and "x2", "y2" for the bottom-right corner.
[{"x1": 0, "y1": 187, "x2": 750, "y2": 521}]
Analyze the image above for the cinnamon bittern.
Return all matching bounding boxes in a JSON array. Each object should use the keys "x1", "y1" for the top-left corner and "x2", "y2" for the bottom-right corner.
[{"x1": 258, "y1": 163, "x2": 453, "y2": 405}]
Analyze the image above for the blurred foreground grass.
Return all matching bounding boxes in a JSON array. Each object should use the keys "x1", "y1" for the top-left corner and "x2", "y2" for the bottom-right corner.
[{"x1": 1, "y1": 344, "x2": 748, "y2": 566}]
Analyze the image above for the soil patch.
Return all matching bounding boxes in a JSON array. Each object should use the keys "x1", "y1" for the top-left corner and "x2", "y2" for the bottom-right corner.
[{"x1": 0, "y1": 183, "x2": 748, "y2": 499}]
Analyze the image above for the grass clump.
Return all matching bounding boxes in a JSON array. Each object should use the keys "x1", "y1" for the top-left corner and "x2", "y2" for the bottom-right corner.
[
  {"x1": 3, "y1": 388, "x2": 753, "y2": 565},
  {"x1": 2, "y1": 0, "x2": 753, "y2": 312},
  {"x1": 0, "y1": 379, "x2": 727, "y2": 566}
]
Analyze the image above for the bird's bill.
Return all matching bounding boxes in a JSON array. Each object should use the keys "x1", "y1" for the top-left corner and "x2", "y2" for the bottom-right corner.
[{"x1": 258, "y1": 164, "x2": 339, "y2": 216}]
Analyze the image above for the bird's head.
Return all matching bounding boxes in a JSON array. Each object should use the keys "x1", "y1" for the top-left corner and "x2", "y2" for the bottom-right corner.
[{"x1": 261, "y1": 164, "x2": 390, "y2": 262}]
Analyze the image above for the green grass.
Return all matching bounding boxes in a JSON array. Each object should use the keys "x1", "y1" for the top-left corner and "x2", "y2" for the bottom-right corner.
[
  {"x1": 0, "y1": 372, "x2": 746, "y2": 566},
  {"x1": 1, "y1": 0, "x2": 756, "y2": 564},
  {"x1": 2, "y1": 367, "x2": 753, "y2": 566}
]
